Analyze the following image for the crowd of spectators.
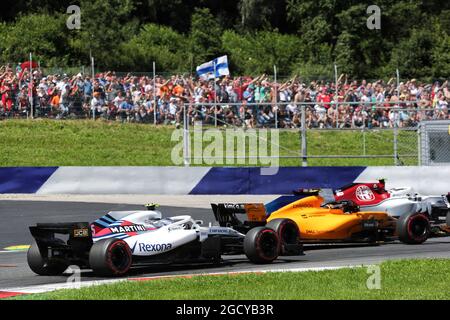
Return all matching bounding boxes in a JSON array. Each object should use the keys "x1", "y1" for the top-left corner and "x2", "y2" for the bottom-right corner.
[{"x1": 1, "y1": 63, "x2": 449, "y2": 129}]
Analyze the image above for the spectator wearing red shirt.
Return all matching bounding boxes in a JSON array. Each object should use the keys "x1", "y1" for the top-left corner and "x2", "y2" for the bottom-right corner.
[
  {"x1": 0, "y1": 80, "x2": 14, "y2": 111},
  {"x1": 317, "y1": 88, "x2": 331, "y2": 109}
]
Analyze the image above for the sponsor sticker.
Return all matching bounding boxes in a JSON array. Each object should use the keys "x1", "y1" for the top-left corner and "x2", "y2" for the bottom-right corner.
[
  {"x1": 209, "y1": 227, "x2": 232, "y2": 234},
  {"x1": 73, "y1": 228, "x2": 89, "y2": 238},
  {"x1": 109, "y1": 225, "x2": 146, "y2": 233},
  {"x1": 293, "y1": 203, "x2": 314, "y2": 208},
  {"x1": 356, "y1": 186, "x2": 375, "y2": 202},
  {"x1": 132, "y1": 242, "x2": 173, "y2": 253},
  {"x1": 223, "y1": 204, "x2": 244, "y2": 210}
]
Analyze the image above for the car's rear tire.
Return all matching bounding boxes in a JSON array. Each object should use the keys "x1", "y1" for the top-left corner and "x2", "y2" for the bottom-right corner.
[
  {"x1": 266, "y1": 218, "x2": 302, "y2": 255},
  {"x1": 397, "y1": 212, "x2": 430, "y2": 244},
  {"x1": 244, "y1": 227, "x2": 279, "y2": 264},
  {"x1": 27, "y1": 241, "x2": 68, "y2": 276},
  {"x1": 89, "y1": 238, "x2": 132, "y2": 276}
]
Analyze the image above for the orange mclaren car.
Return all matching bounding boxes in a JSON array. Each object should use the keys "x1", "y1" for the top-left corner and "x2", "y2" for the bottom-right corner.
[{"x1": 212, "y1": 194, "x2": 421, "y2": 257}]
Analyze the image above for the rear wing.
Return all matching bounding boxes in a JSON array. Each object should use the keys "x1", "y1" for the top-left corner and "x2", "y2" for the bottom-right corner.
[
  {"x1": 29, "y1": 222, "x2": 93, "y2": 252},
  {"x1": 211, "y1": 203, "x2": 267, "y2": 234}
]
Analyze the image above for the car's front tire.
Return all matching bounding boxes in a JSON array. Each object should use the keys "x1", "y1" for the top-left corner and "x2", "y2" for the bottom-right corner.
[
  {"x1": 27, "y1": 241, "x2": 68, "y2": 276},
  {"x1": 244, "y1": 227, "x2": 280, "y2": 264},
  {"x1": 397, "y1": 212, "x2": 430, "y2": 244},
  {"x1": 89, "y1": 238, "x2": 132, "y2": 276}
]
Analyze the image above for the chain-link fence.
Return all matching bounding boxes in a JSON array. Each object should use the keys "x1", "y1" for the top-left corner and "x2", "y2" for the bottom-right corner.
[
  {"x1": 176, "y1": 102, "x2": 424, "y2": 167},
  {"x1": 1, "y1": 60, "x2": 447, "y2": 166},
  {"x1": 1, "y1": 97, "x2": 444, "y2": 166},
  {"x1": 420, "y1": 120, "x2": 450, "y2": 166}
]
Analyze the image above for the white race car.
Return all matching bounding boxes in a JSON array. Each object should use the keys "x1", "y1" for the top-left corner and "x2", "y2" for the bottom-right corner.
[{"x1": 28, "y1": 204, "x2": 302, "y2": 276}]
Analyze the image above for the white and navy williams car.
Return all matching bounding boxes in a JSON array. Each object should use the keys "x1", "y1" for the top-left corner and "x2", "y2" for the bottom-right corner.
[{"x1": 27, "y1": 204, "x2": 302, "y2": 276}]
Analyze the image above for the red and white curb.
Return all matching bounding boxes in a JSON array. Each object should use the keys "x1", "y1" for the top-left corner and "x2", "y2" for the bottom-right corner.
[{"x1": 0, "y1": 265, "x2": 361, "y2": 299}]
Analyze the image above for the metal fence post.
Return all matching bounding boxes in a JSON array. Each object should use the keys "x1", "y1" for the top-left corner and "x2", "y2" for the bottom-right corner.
[
  {"x1": 274, "y1": 65, "x2": 278, "y2": 129},
  {"x1": 362, "y1": 128, "x2": 366, "y2": 156},
  {"x1": 153, "y1": 61, "x2": 157, "y2": 125},
  {"x1": 301, "y1": 104, "x2": 307, "y2": 167},
  {"x1": 214, "y1": 61, "x2": 218, "y2": 127},
  {"x1": 214, "y1": 107, "x2": 217, "y2": 127},
  {"x1": 275, "y1": 109, "x2": 278, "y2": 129},
  {"x1": 30, "y1": 52, "x2": 34, "y2": 119},
  {"x1": 183, "y1": 104, "x2": 190, "y2": 166},
  {"x1": 394, "y1": 118, "x2": 399, "y2": 166},
  {"x1": 417, "y1": 125, "x2": 421, "y2": 166}
]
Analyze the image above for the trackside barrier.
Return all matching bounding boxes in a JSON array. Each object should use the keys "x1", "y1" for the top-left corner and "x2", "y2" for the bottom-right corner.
[{"x1": 0, "y1": 167, "x2": 448, "y2": 195}]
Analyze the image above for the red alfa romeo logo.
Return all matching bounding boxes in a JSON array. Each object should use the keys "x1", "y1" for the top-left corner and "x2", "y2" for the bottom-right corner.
[{"x1": 356, "y1": 186, "x2": 375, "y2": 201}]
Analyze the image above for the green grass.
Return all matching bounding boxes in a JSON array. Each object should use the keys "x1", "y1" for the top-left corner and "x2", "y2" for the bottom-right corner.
[
  {"x1": 0, "y1": 119, "x2": 176, "y2": 166},
  {"x1": 0, "y1": 119, "x2": 418, "y2": 166},
  {"x1": 15, "y1": 259, "x2": 450, "y2": 300}
]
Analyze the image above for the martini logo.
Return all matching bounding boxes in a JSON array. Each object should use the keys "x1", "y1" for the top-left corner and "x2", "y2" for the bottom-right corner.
[
  {"x1": 110, "y1": 224, "x2": 146, "y2": 233},
  {"x1": 356, "y1": 186, "x2": 375, "y2": 202}
]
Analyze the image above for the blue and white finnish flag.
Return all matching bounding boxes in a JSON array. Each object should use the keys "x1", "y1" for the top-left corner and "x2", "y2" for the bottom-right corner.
[{"x1": 196, "y1": 55, "x2": 230, "y2": 80}]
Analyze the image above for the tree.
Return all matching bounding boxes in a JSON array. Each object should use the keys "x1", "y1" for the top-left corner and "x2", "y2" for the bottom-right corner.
[
  {"x1": 431, "y1": 25, "x2": 450, "y2": 80},
  {"x1": 0, "y1": 13, "x2": 69, "y2": 65},
  {"x1": 189, "y1": 8, "x2": 222, "y2": 66},
  {"x1": 388, "y1": 29, "x2": 434, "y2": 80},
  {"x1": 222, "y1": 30, "x2": 303, "y2": 75},
  {"x1": 120, "y1": 24, "x2": 189, "y2": 72},
  {"x1": 239, "y1": 0, "x2": 281, "y2": 31},
  {"x1": 71, "y1": 0, "x2": 137, "y2": 69}
]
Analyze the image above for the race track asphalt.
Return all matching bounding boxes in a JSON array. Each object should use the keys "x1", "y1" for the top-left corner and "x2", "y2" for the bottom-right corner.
[{"x1": 1, "y1": 200, "x2": 450, "y2": 290}]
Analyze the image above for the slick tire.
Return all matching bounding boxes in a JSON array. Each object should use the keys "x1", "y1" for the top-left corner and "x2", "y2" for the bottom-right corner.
[
  {"x1": 89, "y1": 238, "x2": 132, "y2": 276},
  {"x1": 244, "y1": 227, "x2": 280, "y2": 264},
  {"x1": 397, "y1": 212, "x2": 430, "y2": 245},
  {"x1": 266, "y1": 218, "x2": 301, "y2": 255},
  {"x1": 27, "y1": 241, "x2": 69, "y2": 276}
]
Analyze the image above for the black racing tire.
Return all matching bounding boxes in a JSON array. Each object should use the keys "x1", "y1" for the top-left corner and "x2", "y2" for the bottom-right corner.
[
  {"x1": 266, "y1": 218, "x2": 301, "y2": 255},
  {"x1": 397, "y1": 212, "x2": 430, "y2": 244},
  {"x1": 266, "y1": 219, "x2": 300, "y2": 255},
  {"x1": 27, "y1": 241, "x2": 69, "y2": 276},
  {"x1": 244, "y1": 227, "x2": 280, "y2": 264},
  {"x1": 89, "y1": 238, "x2": 132, "y2": 276}
]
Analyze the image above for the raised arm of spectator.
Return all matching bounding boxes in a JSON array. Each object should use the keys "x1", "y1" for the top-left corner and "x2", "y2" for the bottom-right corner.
[
  {"x1": 161, "y1": 78, "x2": 171, "y2": 87},
  {"x1": 443, "y1": 81, "x2": 450, "y2": 99},
  {"x1": 279, "y1": 76, "x2": 296, "y2": 91}
]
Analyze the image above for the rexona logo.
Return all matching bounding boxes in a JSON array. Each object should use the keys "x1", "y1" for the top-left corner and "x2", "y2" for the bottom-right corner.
[
  {"x1": 132, "y1": 242, "x2": 173, "y2": 253},
  {"x1": 356, "y1": 186, "x2": 375, "y2": 202},
  {"x1": 109, "y1": 224, "x2": 146, "y2": 233}
]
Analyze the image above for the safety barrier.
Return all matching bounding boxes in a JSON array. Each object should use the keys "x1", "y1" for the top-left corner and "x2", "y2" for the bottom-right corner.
[{"x1": 0, "y1": 166, "x2": 448, "y2": 195}]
